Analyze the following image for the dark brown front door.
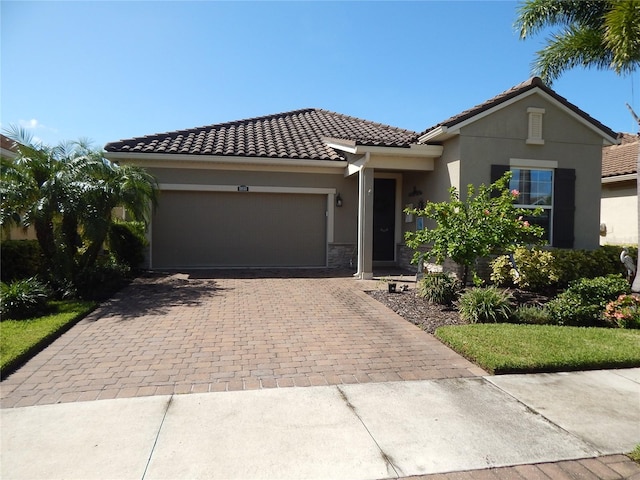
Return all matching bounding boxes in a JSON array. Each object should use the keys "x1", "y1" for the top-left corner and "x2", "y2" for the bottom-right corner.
[{"x1": 373, "y1": 178, "x2": 396, "y2": 262}]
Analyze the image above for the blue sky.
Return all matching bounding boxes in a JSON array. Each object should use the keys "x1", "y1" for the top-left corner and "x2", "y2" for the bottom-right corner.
[{"x1": 2, "y1": 1, "x2": 639, "y2": 150}]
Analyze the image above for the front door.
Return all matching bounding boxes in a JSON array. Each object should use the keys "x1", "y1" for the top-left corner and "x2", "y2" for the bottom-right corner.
[{"x1": 373, "y1": 178, "x2": 396, "y2": 262}]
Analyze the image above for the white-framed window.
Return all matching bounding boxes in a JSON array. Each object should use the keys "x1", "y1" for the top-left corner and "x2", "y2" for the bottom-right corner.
[
  {"x1": 526, "y1": 107, "x2": 545, "y2": 145},
  {"x1": 510, "y1": 167, "x2": 553, "y2": 242}
]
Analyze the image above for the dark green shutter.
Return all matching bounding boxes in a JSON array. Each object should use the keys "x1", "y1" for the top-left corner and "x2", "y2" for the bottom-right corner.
[
  {"x1": 552, "y1": 168, "x2": 575, "y2": 248},
  {"x1": 490, "y1": 165, "x2": 509, "y2": 197}
]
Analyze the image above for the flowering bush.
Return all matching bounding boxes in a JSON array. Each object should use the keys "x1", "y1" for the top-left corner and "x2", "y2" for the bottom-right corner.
[
  {"x1": 603, "y1": 295, "x2": 640, "y2": 329},
  {"x1": 405, "y1": 172, "x2": 545, "y2": 285}
]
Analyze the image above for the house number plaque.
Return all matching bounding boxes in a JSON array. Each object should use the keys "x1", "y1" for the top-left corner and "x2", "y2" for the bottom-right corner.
[{"x1": 237, "y1": 185, "x2": 249, "y2": 192}]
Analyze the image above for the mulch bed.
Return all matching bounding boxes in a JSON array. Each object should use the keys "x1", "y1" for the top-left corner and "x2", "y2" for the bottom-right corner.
[{"x1": 367, "y1": 287, "x2": 550, "y2": 334}]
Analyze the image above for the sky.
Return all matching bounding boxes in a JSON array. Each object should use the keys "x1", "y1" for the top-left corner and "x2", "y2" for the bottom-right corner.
[{"x1": 2, "y1": 0, "x2": 639, "y2": 151}]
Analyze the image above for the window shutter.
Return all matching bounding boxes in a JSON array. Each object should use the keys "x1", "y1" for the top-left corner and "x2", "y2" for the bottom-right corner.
[
  {"x1": 490, "y1": 164, "x2": 509, "y2": 198},
  {"x1": 552, "y1": 168, "x2": 575, "y2": 248}
]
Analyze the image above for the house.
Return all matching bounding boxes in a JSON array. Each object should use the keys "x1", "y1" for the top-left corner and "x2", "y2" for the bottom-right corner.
[
  {"x1": 104, "y1": 77, "x2": 617, "y2": 279},
  {"x1": 600, "y1": 133, "x2": 638, "y2": 245}
]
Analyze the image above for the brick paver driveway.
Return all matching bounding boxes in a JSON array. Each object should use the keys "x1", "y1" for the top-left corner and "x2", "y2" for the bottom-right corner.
[{"x1": 1, "y1": 271, "x2": 484, "y2": 408}]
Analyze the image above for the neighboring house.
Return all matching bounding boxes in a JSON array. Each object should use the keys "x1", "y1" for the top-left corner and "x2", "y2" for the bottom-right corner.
[
  {"x1": 600, "y1": 133, "x2": 638, "y2": 246},
  {"x1": 104, "y1": 77, "x2": 617, "y2": 279},
  {"x1": 0, "y1": 134, "x2": 37, "y2": 241}
]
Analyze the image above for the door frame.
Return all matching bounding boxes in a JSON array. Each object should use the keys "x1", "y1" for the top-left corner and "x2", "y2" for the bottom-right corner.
[{"x1": 373, "y1": 173, "x2": 402, "y2": 265}]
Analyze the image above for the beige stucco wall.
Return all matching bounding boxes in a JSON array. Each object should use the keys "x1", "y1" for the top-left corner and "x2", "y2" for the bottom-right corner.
[
  {"x1": 144, "y1": 166, "x2": 359, "y2": 245},
  {"x1": 454, "y1": 94, "x2": 604, "y2": 249},
  {"x1": 601, "y1": 180, "x2": 638, "y2": 245}
]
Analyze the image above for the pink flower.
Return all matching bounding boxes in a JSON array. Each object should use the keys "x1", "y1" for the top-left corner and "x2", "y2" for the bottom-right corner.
[
  {"x1": 511, "y1": 189, "x2": 519, "y2": 197},
  {"x1": 517, "y1": 216, "x2": 523, "y2": 221},
  {"x1": 523, "y1": 221, "x2": 530, "y2": 227}
]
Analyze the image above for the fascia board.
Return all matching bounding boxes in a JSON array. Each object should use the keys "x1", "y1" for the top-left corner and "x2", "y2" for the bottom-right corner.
[
  {"x1": 104, "y1": 152, "x2": 348, "y2": 169},
  {"x1": 602, "y1": 173, "x2": 637, "y2": 184},
  {"x1": 353, "y1": 144, "x2": 443, "y2": 157}
]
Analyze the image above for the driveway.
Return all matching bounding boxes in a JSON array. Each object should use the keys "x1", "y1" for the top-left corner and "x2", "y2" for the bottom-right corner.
[{"x1": 1, "y1": 271, "x2": 484, "y2": 408}]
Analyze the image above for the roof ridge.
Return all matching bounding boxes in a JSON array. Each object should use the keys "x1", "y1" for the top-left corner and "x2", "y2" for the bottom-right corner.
[{"x1": 314, "y1": 108, "x2": 418, "y2": 136}]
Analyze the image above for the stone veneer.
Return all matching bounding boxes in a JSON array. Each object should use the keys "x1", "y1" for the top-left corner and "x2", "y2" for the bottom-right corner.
[{"x1": 328, "y1": 243, "x2": 356, "y2": 269}]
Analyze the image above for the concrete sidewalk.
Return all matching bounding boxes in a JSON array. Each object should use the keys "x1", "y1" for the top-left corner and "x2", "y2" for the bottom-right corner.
[{"x1": 2, "y1": 369, "x2": 639, "y2": 480}]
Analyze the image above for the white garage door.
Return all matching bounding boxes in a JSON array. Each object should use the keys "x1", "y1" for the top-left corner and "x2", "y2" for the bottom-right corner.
[{"x1": 151, "y1": 191, "x2": 327, "y2": 268}]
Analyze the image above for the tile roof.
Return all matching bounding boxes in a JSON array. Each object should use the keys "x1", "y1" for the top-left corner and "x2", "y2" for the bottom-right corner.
[
  {"x1": 602, "y1": 133, "x2": 638, "y2": 178},
  {"x1": 418, "y1": 77, "x2": 617, "y2": 141},
  {"x1": 104, "y1": 109, "x2": 418, "y2": 161}
]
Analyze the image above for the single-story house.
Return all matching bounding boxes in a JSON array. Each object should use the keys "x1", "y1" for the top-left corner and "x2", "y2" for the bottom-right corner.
[
  {"x1": 600, "y1": 133, "x2": 638, "y2": 245},
  {"x1": 104, "y1": 77, "x2": 618, "y2": 279}
]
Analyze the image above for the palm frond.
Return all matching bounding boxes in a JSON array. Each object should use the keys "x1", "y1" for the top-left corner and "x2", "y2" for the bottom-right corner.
[{"x1": 533, "y1": 26, "x2": 612, "y2": 83}]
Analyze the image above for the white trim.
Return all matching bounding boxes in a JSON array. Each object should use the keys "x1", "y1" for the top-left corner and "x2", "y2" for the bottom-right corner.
[
  {"x1": 602, "y1": 173, "x2": 637, "y2": 184},
  {"x1": 105, "y1": 151, "x2": 348, "y2": 169},
  {"x1": 509, "y1": 158, "x2": 558, "y2": 169},
  {"x1": 527, "y1": 107, "x2": 546, "y2": 114},
  {"x1": 325, "y1": 142, "x2": 443, "y2": 158},
  {"x1": 159, "y1": 183, "x2": 336, "y2": 195}
]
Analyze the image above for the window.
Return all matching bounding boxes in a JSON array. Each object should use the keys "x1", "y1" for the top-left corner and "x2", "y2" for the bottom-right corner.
[{"x1": 509, "y1": 168, "x2": 553, "y2": 242}]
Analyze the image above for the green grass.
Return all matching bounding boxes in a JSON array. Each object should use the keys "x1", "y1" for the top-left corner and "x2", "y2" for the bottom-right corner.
[
  {"x1": 630, "y1": 444, "x2": 640, "y2": 463},
  {"x1": 1, "y1": 300, "x2": 96, "y2": 375},
  {"x1": 435, "y1": 323, "x2": 640, "y2": 374}
]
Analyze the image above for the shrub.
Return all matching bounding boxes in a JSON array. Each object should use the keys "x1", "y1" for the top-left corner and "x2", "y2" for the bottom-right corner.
[
  {"x1": 108, "y1": 221, "x2": 147, "y2": 270},
  {"x1": 418, "y1": 273, "x2": 461, "y2": 305},
  {"x1": 511, "y1": 305, "x2": 552, "y2": 325},
  {"x1": 547, "y1": 274, "x2": 630, "y2": 326},
  {"x1": 0, "y1": 240, "x2": 44, "y2": 282},
  {"x1": 603, "y1": 295, "x2": 640, "y2": 329},
  {"x1": 491, "y1": 247, "x2": 557, "y2": 292},
  {"x1": 1, "y1": 277, "x2": 50, "y2": 319},
  {"x1": 490, "y1": 246, "x2": 638, "y2": 294},
  {"x1": 74, "y1": 258, "x2": 130, "y2": 300},
  {"x1": 457, "y1": 287, "x2": 514, "y2": 324}
]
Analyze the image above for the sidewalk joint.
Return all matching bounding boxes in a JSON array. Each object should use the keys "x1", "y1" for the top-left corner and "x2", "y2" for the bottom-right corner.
[{"x1": 141, "y1": 394, "x2": 174, "y2": 480}]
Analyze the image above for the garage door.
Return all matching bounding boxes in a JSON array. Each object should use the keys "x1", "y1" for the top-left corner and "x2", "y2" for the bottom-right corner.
[{"x1": 151, "y1": 191, "x2": 327, "y2": 268}]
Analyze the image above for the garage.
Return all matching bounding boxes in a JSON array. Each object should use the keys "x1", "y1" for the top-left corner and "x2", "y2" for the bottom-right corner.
[{"x1": 151, "y1": 190, "x2": 328, "y2": 268}]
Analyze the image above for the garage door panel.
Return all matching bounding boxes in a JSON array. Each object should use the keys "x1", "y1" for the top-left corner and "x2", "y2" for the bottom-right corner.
[{"x1": 152, "y1": 191, "x2": 326, "y2": 268}]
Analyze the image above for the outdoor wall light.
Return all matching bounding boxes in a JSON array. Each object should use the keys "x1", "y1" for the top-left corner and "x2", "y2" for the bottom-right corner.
[{"x1": 336, "y1": 193, "x2": 343, "y2": 207}]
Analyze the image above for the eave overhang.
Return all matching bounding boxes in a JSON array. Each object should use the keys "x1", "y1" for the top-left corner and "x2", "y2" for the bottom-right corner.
[
  {"x1": 602, "y1": 173, "x2": 637, "y2": 184},
  {"x1": 104, "y1": 151, "x2": 348, "y2": 171}
]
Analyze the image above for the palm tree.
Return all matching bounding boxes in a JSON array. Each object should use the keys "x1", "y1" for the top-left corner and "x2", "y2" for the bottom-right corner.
[
  {"x1": 515, "y1": 0, "x2": 640, "y2": 84},
  {"x1": 516, "y1": 0, "x2": 640, "y2": 292},
  {"x1": 1, "y1": 128, "x2": 157, "y2": 290}
]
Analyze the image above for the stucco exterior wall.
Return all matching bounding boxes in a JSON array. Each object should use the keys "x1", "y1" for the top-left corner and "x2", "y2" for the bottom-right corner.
[
  {"x1": 145, "y1": 166, "x2": 359, "y2": 245},
  {"x1": 456, "y1": 94, "x2": 603, "y2": 249},
  {"x1": 601, "y1": 180, "x2": 638, "y2": 245}
]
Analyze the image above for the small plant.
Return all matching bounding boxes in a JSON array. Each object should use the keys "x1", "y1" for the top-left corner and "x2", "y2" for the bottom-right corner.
[
  {"x1": 457, "y1": 286, "x2": 514, "y2": 324},
  {"x1": 0, "y1": 277, "x2": 50, "y2": 319},
  {"x1": 604, "y1": 295, "x2": 640, "y2": 329},
  {"x1": 418, "y1": 273, "x2": 461, "y2": 305},
  {"x1": 547, "y1": 274, "x2": 630, "y2": 326},
  {"x1": 511, "y1": 305, "x2": 551, "y2": 325}
]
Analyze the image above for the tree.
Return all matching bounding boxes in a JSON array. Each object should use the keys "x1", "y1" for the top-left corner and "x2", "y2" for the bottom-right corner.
[
  {"x1": 516, "y1": 0, "x2": 640, "y2": 292},
  {"x1": 515, "y1": 0, "x2": 640, "y2": 84},
  {"x1": 0, "y1": 128, "x2": 157, "y2": 292},
  {"x1": 404, "y1": 172, "x2": 545, "y2": 285}
]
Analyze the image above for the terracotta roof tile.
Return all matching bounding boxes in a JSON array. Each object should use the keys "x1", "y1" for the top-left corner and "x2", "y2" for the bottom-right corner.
[
  {"x1": 105, "y1": 109, "x2": 418, "y2": 161},
  {"x1": 602, "y1": 133, "x2": 638, "y2": 178},
  {"x1": 419, "y1": 77, "x2": 617, "y2": 141}
]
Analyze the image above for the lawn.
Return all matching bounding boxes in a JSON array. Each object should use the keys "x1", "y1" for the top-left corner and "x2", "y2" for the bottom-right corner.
[
  {"x1": 435, "y1": 323, "x2": 640, "y2": 374},
  {"x1": 1, "y1": 300, "x2": 96, "y2": 374}
]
